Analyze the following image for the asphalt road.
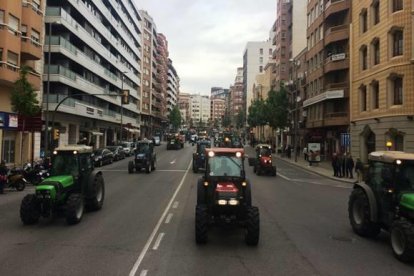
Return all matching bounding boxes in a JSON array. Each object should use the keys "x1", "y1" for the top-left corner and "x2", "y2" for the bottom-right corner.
[{"x1": 0, "y1": 143, "x2": 413, "y2": 276}]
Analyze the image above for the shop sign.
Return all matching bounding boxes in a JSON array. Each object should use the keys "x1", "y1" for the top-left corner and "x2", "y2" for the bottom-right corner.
[{"x1": 0, "y1": 112, "x2": 18, "y2": 129}]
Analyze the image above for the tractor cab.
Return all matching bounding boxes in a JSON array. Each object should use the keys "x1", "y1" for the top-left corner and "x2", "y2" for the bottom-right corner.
[
  {"x1": 192, "y1": 139, "x2": 211, "y2": 173},
  {"x1": 348, "y1": 151, "x2": 414, "y2": 262}
]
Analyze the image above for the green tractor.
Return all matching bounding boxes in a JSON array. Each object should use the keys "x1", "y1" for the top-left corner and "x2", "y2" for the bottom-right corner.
[
  {"x1": 348, "y1": 151, "x2": 414, "y2": 262},
  {"x1": 20, "y1": 145, "x2": 105, "y2": 225}
]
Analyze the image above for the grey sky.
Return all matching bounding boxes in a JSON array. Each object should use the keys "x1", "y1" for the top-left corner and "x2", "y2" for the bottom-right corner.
[{"x1": 136, "y1": 0, "x2": 276, "y2": 95}]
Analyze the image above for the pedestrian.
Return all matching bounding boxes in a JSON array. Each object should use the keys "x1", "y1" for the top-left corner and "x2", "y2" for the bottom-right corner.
[
  {"x1": 0, "y1": 160, "x2": 8, "y2": 194},
  {"x1": 355, "y1": 158, "x2": 363, "y2": 183},
  {"x1": 303, "y1": 146, "x2": 308, "y2": 161},
  {"x1": 309, "y1": 150, "x2": 314, "y2": 166},
  {"x1": 346, "y1": 154, "x2": 354, "y2": 179},
  {"x1": 286, "y1": 145, "x2": 292, "y2": 159},
  {"x1": 331, "y1": 153, "x2": 338, "y2": 176}
]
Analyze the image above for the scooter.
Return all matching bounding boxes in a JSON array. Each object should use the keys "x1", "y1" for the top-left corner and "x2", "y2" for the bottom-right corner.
[
  {"x1": 22, "y1": 162, "x2": 49, "y2": 185},
  {"x1": 6, "y1": 167, "x2": 27, "y2": 191}
]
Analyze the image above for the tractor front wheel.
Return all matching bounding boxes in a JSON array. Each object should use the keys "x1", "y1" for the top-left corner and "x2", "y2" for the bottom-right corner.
[
  {"x1": 86, "y1": 173, "x2": 105, "y2": 211},
  {"x1": 152, "y1": 159, "x2": 156, "y2": 171},
  {"x1": 146, "y1": 162, "x2": 152, "y2": 174},
  {"x1": 391, "y1": 218, "x2": 414, "y2": 262},
  {"x1": 245, "y1": 206, "x2": 260, "y2": 246},
  {"x1": 195, "y1": 205, "x2": 208, "y2": 244},
  {"x1": 20, "y1": 194, "x2": 40, "y2": 225},
  {"x1": 348, "y1": 188, "x2": 380, "y2": 238},
  {"x1": 65, "y1": 193, "x2": 84, "y2": 225}
]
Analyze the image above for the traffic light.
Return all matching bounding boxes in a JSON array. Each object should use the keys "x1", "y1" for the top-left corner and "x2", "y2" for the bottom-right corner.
[
  {"x1": 122, "y1": 89, "x2": 130, "y2": 105},
  {"x1": 53, "y1": 129, "x2": 60, "y2": 140}
]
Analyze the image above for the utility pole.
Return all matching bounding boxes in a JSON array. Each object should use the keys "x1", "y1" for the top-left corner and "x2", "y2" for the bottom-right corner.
[{"x1": 120, "y1": 71, "x2": 128, "y2": 142}]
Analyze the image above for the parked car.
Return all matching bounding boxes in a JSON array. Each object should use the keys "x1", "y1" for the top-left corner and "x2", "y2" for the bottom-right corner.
[
  {"x1": 106, "y1": 146, "x2": 125, "y2": 161},
  {"x1": 93, "y1": 148, "x2": 114, "y2": 166},
  {"x1": 120, "y1": 142, "x2": 135, "y2": 156},
  {"x1": 152, "y1": 136, "x2": 161, "y2": 146}
]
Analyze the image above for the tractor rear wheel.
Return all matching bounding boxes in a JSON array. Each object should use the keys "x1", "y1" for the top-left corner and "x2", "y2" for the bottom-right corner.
[
  {"x1": 245, "y1": 206, "x2": 260, "y2": 246},
  {"x1": 391, "y1": 218, "x2": 414, "y2": 262},
  {"x1": 348, "y1": 188, "x2": 380, "y2": 238},
  {"x1": 65, "y1": 193, "x2": 84, "y2": 225},
  {"x1": 86, "y1": 173, "x2": 105, "y2": 211},
  {"x1": 197, "y1": 180, "x2": 206, "y2": 205},
  {"x1": 20, "y1": 194, "x2": 40, "y2": 225},
  {"x1": 193, "y1": 161, "x2": 198, "y2": 173},
  {"x1": 272, "y1": 167, "x2": 277, "y2": 176},
  {"x1": 195, "y1": 205, "x2": 208, "y2": 244},
  {"x1": 128, "y1": 161, "x2": 134, "y2": 174}
]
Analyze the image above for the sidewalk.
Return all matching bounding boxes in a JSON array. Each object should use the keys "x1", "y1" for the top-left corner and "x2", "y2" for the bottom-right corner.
[{"x1": 273, "y1": 153, "x2": 356, "y2": 185}]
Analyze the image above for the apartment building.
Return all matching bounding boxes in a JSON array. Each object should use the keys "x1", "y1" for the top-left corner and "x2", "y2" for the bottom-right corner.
[
  {"x1": 229, "y1": 67, "x2": 244, "y2": 119},
  {"x1": 189, "y1": 94, "x2": 210, "y2": 126},
  {"x1": 44, "y1": 0, "x2": 142, "y2": 149},
  {"x1": 304, "y1": 0, "x2": 351, "y2": 158},
  {"x1": 350, "y1": 0, "x2": 414, "y2": 160},
  {"x1": 210, "y1": 98, "x2": 226, "y2": 125},
  {"x1": 177, "y1": 92, "x2": 190, "y2": 125},
  {"x1": 156, "y1": 33, "x2": 168, "y2": 120},
  {"x1": 167, "y1": 59, "x2": 179, "y2": 115},
  {"x1": 0, "y1": 0, "x2": 44, "y2": 164}
]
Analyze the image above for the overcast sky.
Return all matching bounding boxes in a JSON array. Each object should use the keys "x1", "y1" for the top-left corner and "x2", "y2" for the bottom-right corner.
[{"x1": 136, "y1": 0, "x2": 276, "y2": 95}]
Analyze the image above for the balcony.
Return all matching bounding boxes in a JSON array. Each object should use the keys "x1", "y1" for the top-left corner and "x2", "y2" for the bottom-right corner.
[
  {"x1": 0, "y1": 62, "x2": 20, "y2": 87},
  {"x1": 303, "y1": 89, "x2": 345, "y2": 107},
  {"x1": 324, "y1": 53, "x2": 349, "y2": 73},
  {"x1": 325, "y1": 0, "x2": 350, "y2": 20},
  {"x1": 324, "y1": 25, "x2": 349, "y2": 46},
  {"x1": 22, "y1": 2, "x2": 44, "y2": 31},
  {"x1": 21, "y1": 36, "x2": 42, "y2": 60},
  {"x1": 323, "y1": 111, "x2": 349, "y2": 126}
]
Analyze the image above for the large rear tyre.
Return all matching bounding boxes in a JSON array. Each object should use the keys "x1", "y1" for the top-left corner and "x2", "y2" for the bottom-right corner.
[
  {"x1": 245, "y1": 206, "x2": 260, "y2": 246},
  {"x1": 193, "y1": 161, "x2": 198, "y2": 173},
  {"x1": 65, "y1": 193, "x2": 84, "y2": 225},
  {"x1": 272, "y1": 167, "x2": 276, "y2": 176},
  {"x1": 128, "y1": 161, "x2": 134, "y2": 174},
  {"x1": 152, "y1": 159, "x2": 156, "y2": 171},
  {"x1": 348, "y1": 188, "x2": 380, "y2": 238},
  {"x1": 391, "y1": 218, "x2": 414, "y2": 263},
  {"x1": 195, "y1": 205, "x2": 208, "y2": 244},
  {"x1": 20, "y1": 194, "x2": 40, "y2": 225},
  {"x1": 86, "y1": 173, "x2": 105, "y2": 211},
  {"x1": 197, "y1": 179, "x2": 206, "y2": 205}
]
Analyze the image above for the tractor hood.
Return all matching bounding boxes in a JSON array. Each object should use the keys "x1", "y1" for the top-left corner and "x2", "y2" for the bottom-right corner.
[
  {"x1": 39, "y1": 175, "x2": 74, "y2": 189},
  {"x1": 400, "y1": 193, "x2": 414, "y2": 211}
]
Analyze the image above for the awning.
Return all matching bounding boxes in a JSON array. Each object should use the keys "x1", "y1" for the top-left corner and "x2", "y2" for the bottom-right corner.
[{"x1": 90, "y1": 131, "x2": 104, "y2": 136}]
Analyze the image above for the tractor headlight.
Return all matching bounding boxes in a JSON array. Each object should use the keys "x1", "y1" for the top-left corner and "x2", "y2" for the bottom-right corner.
[
  {"x1": 218, "y1": 200, "x2": 227, "y2": 205},
  {"x1": 228, "y1": 199, "x2": 239, "y2": 206},
  {"x1": 236, "y1": 152, "x2": 242, "y2": 158}
]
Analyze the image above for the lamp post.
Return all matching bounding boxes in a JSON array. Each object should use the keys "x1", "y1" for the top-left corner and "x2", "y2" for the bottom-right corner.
[
  {"x1": 43, "y1": 22, "x2": 52, "y2": 156},
  {"x1": 120, "y1": 71, "x2": 128, "y2": 142},
  {"x1": 294, "y1": 94, "x2": 301, "y2": 163}
]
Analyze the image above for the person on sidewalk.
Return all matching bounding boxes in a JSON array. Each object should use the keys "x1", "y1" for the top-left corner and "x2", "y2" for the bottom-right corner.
[
  {"x1": 346, "y1": 154, "x2": 354, "y2": 179},
  {"x1": 0, "y1": 160, "x2": 8, "y2": 194},
  {"x1": 331, "y1": 153, "x2": 338, "y2": 176},
  {"x1": 355, "y1": 158, "x2": 363, "y2": 183},
  {"x1": 303, "y1": 146, "x2": 308, "y2": 161}
]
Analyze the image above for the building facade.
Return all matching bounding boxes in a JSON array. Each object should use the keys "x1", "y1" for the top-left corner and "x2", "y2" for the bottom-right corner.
[
  {"x1": 167, "y1": 59, "x2": 179, "y2": 115},
  {"x1": 304, "y1": 0, "x2": 351, "y2": 160},
  {"x1": 229, "y1": 67, "x2": 244, "y2": 122},
  {"x1": 210, "y1": 98, "x2": 226, "y2": 126},
  {"x1": 156, "y1": 33, "x2": 168, "y2": 120},
  {"x1": 350, "y1": 0, "x2": 414, "y2": 161},
  {"x1": 177, "y1": 92, "x2": 190, "y2": 125},
  {"x1": 189, "y1": 94, "x2": 210, "y2": 126},
  {"x1": 0, "y1": 0, "x2": 44, "y2": 164}
]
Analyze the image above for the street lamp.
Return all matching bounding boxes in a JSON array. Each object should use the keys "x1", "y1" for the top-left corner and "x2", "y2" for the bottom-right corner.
[
  {"x1": 44, "y1": 21, "x2": 53, "y2": 156},
  {"x1": 120, "y1": 71, "x2": 128, "y2": 142},
  {"x1": 294, "y1": 95, "x2": 301, "y2": 163}
]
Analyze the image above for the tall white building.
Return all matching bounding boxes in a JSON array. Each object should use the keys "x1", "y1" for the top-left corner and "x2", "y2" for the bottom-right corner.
[
  {"x1": 189, "y1": 95, "x2": 210, "y2": 124},
  {"x1": 167, "y1": 59, "x2": 179, "y2": 114},
  {"x1": 45, "y1": 0, "x2": 142, "y2": 147},
  {"x1": 243, "y1": 41, "x2": 274, "y2": 116}
]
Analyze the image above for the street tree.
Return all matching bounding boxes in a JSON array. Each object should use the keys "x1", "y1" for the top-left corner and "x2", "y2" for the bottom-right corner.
[
  {"x1": 235, "y1": 110, "x2": 245, "y2": 129},
  {"x1": 248, "y1": 98, "x2": 267, "y2": 128},
  {"x1": 168, "y1": 105, "x2": 181, "y2": 131},
  {"x1": 265, "y1": 88, "x2": 289, "y2": 131}
]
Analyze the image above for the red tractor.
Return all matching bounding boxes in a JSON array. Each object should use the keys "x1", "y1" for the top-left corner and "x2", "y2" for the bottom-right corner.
[
  {"x1": 250, "y1": 144, "x2": 276, "y2": 176},
  {"x1": 195, "y1": 148, "x2": 260, "y2": 245}
]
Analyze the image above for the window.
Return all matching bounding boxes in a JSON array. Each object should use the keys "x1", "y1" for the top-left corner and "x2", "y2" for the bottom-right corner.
[
  {"x1": 7, "y1": 50, "x2": 18, "y2": 66},
  {"x1": 392, "y1": 29, "x2": 403, "y2": 56},
  {"x1": 259, "y1": 66, "x2": 263, "y2": 73},
  {"x1": 392, "y1": 76, "x2": 403, "y2": 105},
  {"x1": 32, "y1": 0, "x2": 41, "y2": 10},
  {"x1": 372, "y1": 39, "x2": 380, "y2": 65},
  {"x1": 372, "y1": 1, "x2": 380, "y2": 25},
  {"x1": 31, "y1": 29, "x2": 40, "y2": 43},
  {"x1": 0, "y1": 48, "x2": 3, "y2": 61},
  {"x1": 269, "y1": 48, "x2": 273, "y2": 55},
  {"x1": 259, "y1": 48, "x2": 263, "y2": 55},
  {"x1": 371, "y1": 81, "x2": 379, "y2": 109},
  {"x1": 8, "y1": 14, "x2": 19, "y2": 32},
  {"x1": 21, "y1": 25, "x2": 27, "y2": 36},
  {"x1": 0, "y1": 10, "x2": 4, "y2": 24},
  {"x1": 360, "y1": 85, "x2": 367, "y2": 111},
  {"x1": 360, "y1": 10, "x2": 368, "y2": 33},
  {"x1": 392, "y1": 0, "x2": 403, "y2": 12},
  {"x1": 259, "y1": 57, "x2": 263, "y2": 63},
  {"x1": 360, "y1": 46, "x2": 368, "y2": 70}
]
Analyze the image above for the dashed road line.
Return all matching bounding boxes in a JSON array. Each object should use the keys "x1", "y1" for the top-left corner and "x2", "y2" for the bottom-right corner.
[
  {"x1": 165, "y1": 213, "x2": 173, "y2": 224},
  {"x1": 276, "y1": 173, "x2": 291, "y2": 181},
  {"x1": 128, "y1": 160, "x2": 192, "y2": 276},
  {"x1": 139, "y1": 270, "x2": 148, "y2": 276},
  {"x1": 172, "y1": 201, "x2": 179, "y2": 209},
  {"x1": 170, "y1": 159, "x2": 176, "y2": 164},
  {"x1": 152, "y1": 233, "x2": 165, "y2": 250}
]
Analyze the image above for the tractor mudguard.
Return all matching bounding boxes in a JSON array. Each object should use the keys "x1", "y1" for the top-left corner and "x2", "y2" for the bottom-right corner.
[{"x1": 354, "y1": 183, "x2": 378, "y2": 222}]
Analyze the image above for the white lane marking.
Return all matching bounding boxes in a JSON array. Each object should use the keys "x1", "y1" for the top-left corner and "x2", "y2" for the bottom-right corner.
[
  {"x1": 170, "y1": 159, "x2": 176, "y2": 164},
  {"x1": 277, "y1": 173, "x2": 291, "y2": 180},
  {"x1": 152, "y1": 232, "x2": 165, "y2": 250},
  {"x1": 140, "y1": 270, "x2": 148, "y2": 276},
  {"x1": 287, "y1": 178, "x2": 352, "y2": 189},
  {"x1": 129, "y1": 160, "x2": 192, "y2": 276},
  {"x1": 172, "y1": 201, "x2": 179, "y2": 209},
  {"x1": 165, "y1": 213, "x2": 173, "y2": 224},
  {"x1": 157, "y1": 170, "x2": 186, "y2": 172},
  {"x1": 100, "y1": 169, "x2": 186, "y2": 172}
]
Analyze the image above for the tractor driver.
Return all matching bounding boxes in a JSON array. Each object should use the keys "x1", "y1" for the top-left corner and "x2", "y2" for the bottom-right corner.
[{"x1": 212, "y1": 157, "x2": 238, "y2": 176}]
